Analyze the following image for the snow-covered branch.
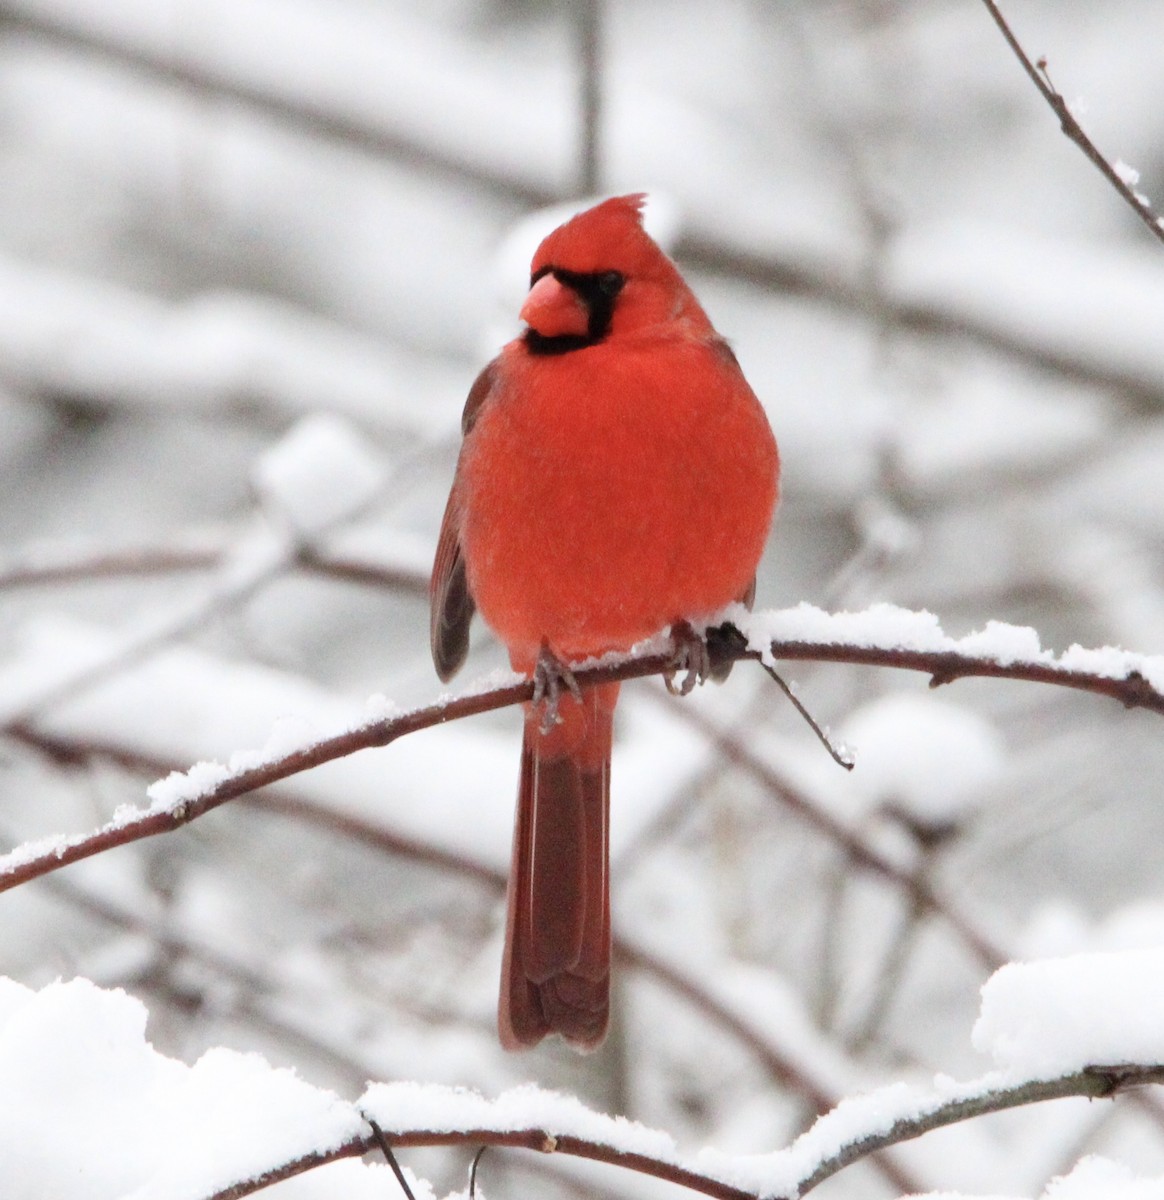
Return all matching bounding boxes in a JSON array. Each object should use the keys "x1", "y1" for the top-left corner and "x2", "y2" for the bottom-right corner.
[
  {"x1": 10, "y1": 724, "x2": 856, "y2": 1113},
  {"x1": 210, "y1": 1059, "x2": 1164, "y2": 1200},
  {"x1": 12, "y1": 972, "x2": 1158, "y2": 1200},
  {"x1": 6, "y1": 725, "x2": 877, "y2": 1121},
  {"x1": 795, "y1": 1064, "x2": 1164, "y2": 1195},
  {"x1": 4, "y1": 604, "x2": 1162, "y2": 896}
]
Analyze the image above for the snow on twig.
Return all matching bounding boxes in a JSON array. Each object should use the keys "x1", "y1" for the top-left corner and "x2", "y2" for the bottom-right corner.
[
  {"x1": 5, "y1": 977, "x2": 1163, "y2": 1198},
  {"x1": 207, "y1": 1067, "x2": 1164, "y2": 1200},
  {"x1": 979, "y1": 0, "x2": 1164, "y2": 246},
  {"x1": 3, "y1": 603, "x2": 1163, "y2": 897},
  {"x1": 11, "y1": 737, "x2": 874, "y2": 1124}
]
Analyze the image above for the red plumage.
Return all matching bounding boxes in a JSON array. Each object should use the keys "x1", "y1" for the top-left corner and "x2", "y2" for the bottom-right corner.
[{"x1": 431, "y1": 195, "x2": 779, "y2": 1050}]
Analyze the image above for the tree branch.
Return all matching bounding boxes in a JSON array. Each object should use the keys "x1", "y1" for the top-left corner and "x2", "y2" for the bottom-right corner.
[
  {"x1": 9, "y1": 5, "x2": 1164, "y2": 417},
  {"x1": 662, "y1": 699, "x2": 1007, "y2": 971},
  {"x1": 0, "y1": 532, "x2": 428, "y2": 596},
  {"x1": 200, "y1": 1063, "x2": 1164, "y2": 1200},
  {"x1": 979, "y1": 0, "x2": 1164, "y2": 247},
  {"x1": 795, "y1": 1062, "x2": 1164, "y2": 1195},
  {"x1": 12, "y1": 728, "x2": 880, "y2": 1142},
  {"x1": 12, "y1": 728, "x2": 867, "y2": 1122},
  {"x1": 204, "y1": 1127, "x2": 755, "y2": 1200},
  {"x1": 3, "y1": 607, "x2": 1163, "y2": 895}
]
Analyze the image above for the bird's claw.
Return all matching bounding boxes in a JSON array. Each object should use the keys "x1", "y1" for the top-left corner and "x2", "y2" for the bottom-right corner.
[
  {"x1": 532, "y1": 643, "x2": 582, "y2": 734},
  {"x1": 664, "y1": 621, "x2": 711, "y2": 697}
]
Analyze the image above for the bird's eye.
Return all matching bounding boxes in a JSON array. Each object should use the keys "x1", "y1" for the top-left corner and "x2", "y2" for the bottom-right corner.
[{"x1": 597, "y1": 270, "x2": 624, "y2": 297}]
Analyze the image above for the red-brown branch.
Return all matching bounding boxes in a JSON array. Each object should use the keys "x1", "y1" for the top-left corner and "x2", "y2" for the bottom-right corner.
[
  {"x1": 7, "y1": 730, "x2": 873, "y2": 1134},
  {"x1": 0, "y1": 537, "x2": 427, "y2": 596},
  {"x1": 205, "y1": 1127, "x2": 755, "y2": 1200},
  {"x1": 3, "y1": 621, "x2": 1162, "y2": 896}
]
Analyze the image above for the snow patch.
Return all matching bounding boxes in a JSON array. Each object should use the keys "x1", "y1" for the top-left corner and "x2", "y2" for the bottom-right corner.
[
  {"x1": 252, "y1": 413, "x2": 386, "y2": 537},
  {"x1": 973, "y1": 950, "x2": 1164, "y2": 1077},
  {"x1": 0, "y1": 977, "x2": 375, "y2": 1199},
  {"x1": 840, "y1": 692, "x2": 1004, "y2": 827}
]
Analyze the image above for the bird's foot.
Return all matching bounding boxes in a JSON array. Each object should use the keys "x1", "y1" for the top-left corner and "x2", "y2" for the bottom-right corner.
[
  {"x1": 664, "y1": 621, "x2": 712, "y2": 696},
  {"x1": 532, "y1": 642, "x2": 583, "y2": 734}
]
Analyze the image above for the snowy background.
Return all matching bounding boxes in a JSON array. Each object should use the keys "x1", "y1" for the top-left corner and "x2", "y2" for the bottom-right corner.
[{"x1": 3, "y1": 0, "x2": 1164, "y2": 1196}]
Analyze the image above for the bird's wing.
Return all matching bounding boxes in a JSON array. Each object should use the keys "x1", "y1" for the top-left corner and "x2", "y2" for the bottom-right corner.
[{"x1": 429, "y1": 361, "x2": 499, "y2": 680}]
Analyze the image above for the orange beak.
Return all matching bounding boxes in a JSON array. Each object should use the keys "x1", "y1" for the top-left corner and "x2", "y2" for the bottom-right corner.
[{"x1": 520, "y1": 273, "x2": 590, "y2": 339}]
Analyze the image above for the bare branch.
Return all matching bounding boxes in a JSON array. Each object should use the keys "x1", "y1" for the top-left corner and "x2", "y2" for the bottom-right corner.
[
  {"x1": 9, "y1": 5, "x2": 1164, "y2": 417},
  {"x1": 0, "y1": 533, "x2": 427, "y2": 596},
  {"x1": 364, "y1": 1121, "x2": 419, "y2": 1200},
  {"x1": 662, "y1": 699, "x2": 1008, "y2": 971},
  {"x1": 756, "y1": 660, "x2": 854, "y2": 770},
  {"x1": 979, "y1": 0, "x2": 1164, "y2": 247},
  {"x1": 575, "y1": 0, "x2": 604, "y2": 194},
  {"x1": 0, "y1": 539, "x2": 220, "y2": 589},
  {"x1": 296, "y1": 546, "x2": 428, "y2": 594}
]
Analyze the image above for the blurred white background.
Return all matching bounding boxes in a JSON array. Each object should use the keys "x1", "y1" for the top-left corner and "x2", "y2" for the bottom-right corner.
[{"x1": 3, "y1": 1, "x2": 1164, "y2": 1196}]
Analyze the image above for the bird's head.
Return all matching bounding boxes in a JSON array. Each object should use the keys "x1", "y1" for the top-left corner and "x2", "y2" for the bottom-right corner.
[{"x1": 520, "y1": 194, "x2": 709, "y2": 355}]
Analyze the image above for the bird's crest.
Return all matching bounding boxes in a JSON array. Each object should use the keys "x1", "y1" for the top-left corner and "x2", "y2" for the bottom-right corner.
[{"x1": 531, "y1": 194, "x2": 652, "y2": 279}]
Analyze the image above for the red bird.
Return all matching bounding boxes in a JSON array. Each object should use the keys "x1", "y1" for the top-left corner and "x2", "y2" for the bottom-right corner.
[{"x1": 431, "y1": 195, "x2": 779, "y2": 1050}]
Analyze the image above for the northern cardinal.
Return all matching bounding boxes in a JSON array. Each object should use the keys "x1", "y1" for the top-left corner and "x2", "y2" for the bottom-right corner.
[{"x1": 431, "y1": 195, "x2": 779, "y2": 1050}]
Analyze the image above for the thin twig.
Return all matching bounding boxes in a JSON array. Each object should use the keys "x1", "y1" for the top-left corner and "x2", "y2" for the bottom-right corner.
[
  {"x1": 0, "y1": 542, "x2": 219, "y2": 589},
  {"x1": 0, "y1": 532, "x2": 429, "y2": 596},
  {"x1": 365, "y1": 1120, "x2": 418, "y2": 1200},
  {"x1": 758, "y1": 661, "x2": 854, "y2": 770},
  {"x1": 846, "y1": 876, "x2": 928, "y2": 1055},
  {"x1": 812, "y1": 846, "x2": 852, "y2": 1035},
  {"x1": 979, "y1": 0, "x2": 1164, "y2": 246},
  {"x1": 468, "y1": 1146, "x2": 489, "y2": 1200}
]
